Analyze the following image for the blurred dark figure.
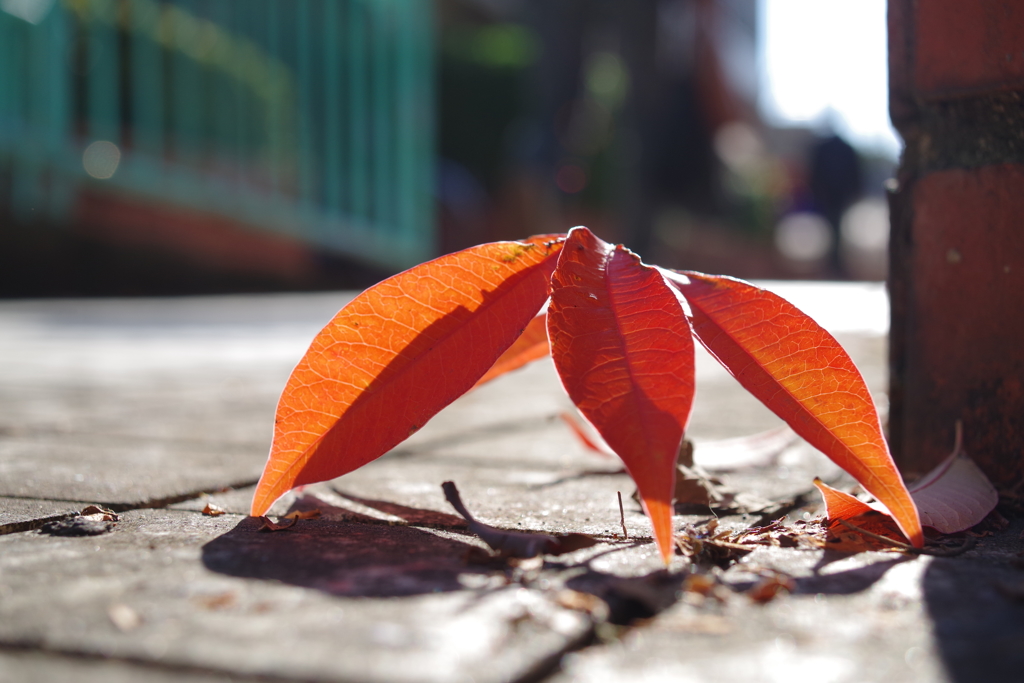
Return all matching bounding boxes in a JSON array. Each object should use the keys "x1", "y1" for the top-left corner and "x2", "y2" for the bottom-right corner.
[
  {"x1": 517, "y1": 0, "x2": 741, "y2": 256},
  {"x1": 435, "y1": 0, "x2": 753, "y2": 261},
  {"x1": 808, "y1": 133, "x2": 864, "y2": 277}
]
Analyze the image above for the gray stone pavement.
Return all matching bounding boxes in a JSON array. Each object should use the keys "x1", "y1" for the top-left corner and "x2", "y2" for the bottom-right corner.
[{"x1": 1, "y1": 285, "x2": 1021, "y2": 683}]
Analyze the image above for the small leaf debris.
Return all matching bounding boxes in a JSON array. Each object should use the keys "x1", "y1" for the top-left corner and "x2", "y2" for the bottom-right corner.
[
  {"x1": 677, "y1": 518, "x2": 827, "y2": 567},
  {"x1": 202, "y1": 503, "x2": 227, "y2": 516},
  {"x1": 81, "y1": 505, "x2": 118, "y2": 521},
  {"x1": 746, "y1": 574, "x2": 794, "y2": 603},
  {"x1": 283, "y1": 509, "x2": 322, "y2": 520},
  {"x1": 107, "y1": 603, "x2": 142, "y2": 631},
  {"x1": 672, "y1": 464, "x2": 773, "y2": 514},
  {"x1": 258, "y1": 516, "x2": 297, "y2": 532}
]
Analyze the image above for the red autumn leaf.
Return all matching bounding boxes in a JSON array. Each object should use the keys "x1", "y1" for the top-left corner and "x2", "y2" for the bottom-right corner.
[
  {"x1": 474, "y1": 312, "x2": 550, "y2": 387},
  {"x1": 251, "y1": 237, "x2": 564, "y2": 516},
  {"x1": 559, "y1": 410, "x2": 616, "y2": 458},
  {"x1": 663, "y1": 270, "x2": 923, "y2": 548},
  {"x1": 813, "y1": 478, "x2": 875, "y2": 521},
  {"x1": 548, "y1": 227, "x2": 695, "y2": 564}
]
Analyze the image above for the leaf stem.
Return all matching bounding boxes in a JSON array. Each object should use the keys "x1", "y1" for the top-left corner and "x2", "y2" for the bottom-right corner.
[
  {"x1": 617, "y1": 491, "x2": 628, "y2": 539},
  {"x1": 836, "y1": 519, "x2": 976, "y2": 556}
]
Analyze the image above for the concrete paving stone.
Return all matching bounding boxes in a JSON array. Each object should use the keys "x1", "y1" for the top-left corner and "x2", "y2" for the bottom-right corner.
[
  {"x1": 0, "y1": 649, "x2": 267, "y2": 683},
  {"x1": 0, "y1": 508, "x2": 591, "y2": 683},
  {"x1": 175, "y1": 437, "x2": 834, "y2": 554},
  {"x1": 6, "y1": 283, "x2": 982, "y2": 683},
  {"x1": 0, "y1": 436, "x2": 263, "y2": 505},
  {"x1": 552, "y1": 522, "x2": 1024, "y2": 683},
  {"x1": 0, "y1": 289, "x2": 885, "y2": 514},
  {"x1": 0, "y1": 498, "x2": 79, "y2": 534},
  {"x1": 174, "y1": 475, "x2": 697, "y2": 579}
]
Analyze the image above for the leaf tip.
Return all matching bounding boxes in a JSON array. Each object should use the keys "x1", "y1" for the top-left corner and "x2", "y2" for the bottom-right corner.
[{"x1": 642, "y1": 497, "x2": 676, "y2": 566}]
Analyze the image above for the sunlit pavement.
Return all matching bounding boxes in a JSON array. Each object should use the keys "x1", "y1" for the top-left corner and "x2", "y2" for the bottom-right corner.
[{"x1": 0, "y1": 285, "x2": 1020, "y2": 683}]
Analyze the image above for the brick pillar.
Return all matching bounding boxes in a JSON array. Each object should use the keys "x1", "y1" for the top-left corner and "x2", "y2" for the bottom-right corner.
[{"x1": 888, "y1": 0, "x2": 1024, "y2": 489}]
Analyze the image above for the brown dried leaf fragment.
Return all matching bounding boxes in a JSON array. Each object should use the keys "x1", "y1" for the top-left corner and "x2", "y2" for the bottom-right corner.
[
  {"x1": 257, "y1": 516, "x2": 297, "y2": 532},
  {"x1": 670, "y1": 465, "x2": 773, "y2": 515},
  {"x1": 676, "y1": 520, "x2": 753, "y2": 568},
  {"x1": 555, "y1": 589, "x2": 610, "y2": 621},
  {"x1": 682, "y1": 573, "x2": 718, "y2": 597},
  {"x1": 822, "y1": 512, "x2": 905, "y2": 553},
  {"x1": 195, "y1": 592, "x2": 237, "y2": 610},
  {"x1": 747, "y1": 575, "x2": 794, "y2": 604},
  {"x1": 283, "y1": 509, "x2": 322, "y2": 520},
  {"x1": 201, "y1": 503, "x2": 226, "y2": 517},
  {"x1": 734, "y1": 518, "x2": 826, "y2": 550},
  {"x1": 680, "y1": 573, "x2": 729, "y2": 606},
  {"x1": 81, "y1": 505, "x2": 119, "y2": 522}
]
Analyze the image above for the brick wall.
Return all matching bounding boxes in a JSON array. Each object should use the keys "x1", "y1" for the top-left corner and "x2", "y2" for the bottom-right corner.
[{"x1": 888, "y1": 0, "x2": 1024, "y2": 489}]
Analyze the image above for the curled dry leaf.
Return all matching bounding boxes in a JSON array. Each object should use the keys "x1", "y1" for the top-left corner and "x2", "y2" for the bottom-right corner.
[
  {"x1": 813, "y1": 424, "x2": 998, "y2": 538},
  {"x1": 676, "y1": 520, "x2": 753, "y2": 568},
  {"x1": 257, "y1": 517, "x2": 297, "y2": 533},
  {"x1": 678, "y1": 518, "x2": 827, "y2": 564},
  {"x1": 81, "y1": 505, "x2": 119, "y2": 522},
  {"x1": 283, "y1": 509, "x2": 322, "y2": 521},
  {"x1": 746, "y1": 575, "x2": 794, "y2": 604},
  {"x1": 668, "y1": 463, "x2": 773, "y2": 515},
  {"x1": 554, "y1": 589, "x2": 611, "y2": 621},
  {"x1": 682, "y1": 573, "x2": 720, "y2": 598},
  {"x1": 201, "y1": 503, "x2": 226, "y2": 517},
  {"x1": 908, "y1": 425, "x2": 998, "y2": 533},
  {"x1": 732, "y1": 518, "x2": 823, "y2": 549},
  {"x1": 442, "y1": 481, "x2": 598, "y2": 558}
]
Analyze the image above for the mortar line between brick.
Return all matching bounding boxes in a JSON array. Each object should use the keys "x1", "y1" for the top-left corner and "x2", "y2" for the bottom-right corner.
[
  {"x1": 0, "y1": 478, "x2": 260, "y2": 536},
  {"x1": 0, "y1": 641, "x2": 329, "y2": 683}
]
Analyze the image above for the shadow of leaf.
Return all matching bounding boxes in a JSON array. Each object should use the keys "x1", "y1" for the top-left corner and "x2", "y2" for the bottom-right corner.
[
  {"x1": 331, "y1": 487, "x2": 468, "y2": 529},
  {"x1": 201, "y1": 512, "x2": 486, "y2": 598},
  {"x1": 792, "y1": 555, "x2": 910, "y2": 595}
]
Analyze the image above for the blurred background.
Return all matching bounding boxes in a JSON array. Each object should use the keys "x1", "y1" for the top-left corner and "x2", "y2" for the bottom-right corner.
[{"x1": 0, "y1": 0, "x2": 897, "y2": 297}]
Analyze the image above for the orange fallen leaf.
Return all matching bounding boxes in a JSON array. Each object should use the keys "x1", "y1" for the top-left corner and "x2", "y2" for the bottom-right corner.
[
  {"x1": 475, "y1": 312, "x2": 550, "y2": 387},
  {"x1": 559, "y1": 410, "x2": 616, "y2": 458},
  {"x1": 663, "y1": 270, "x2": 923, "y2": 548},
  {"x1": 814, "y1": 423, "x2": 998, "y2": 538},
  {"x1": 249, "y1": 225, "x2": 956, "y2": 568},
  {"x1": 549, "y1": 228, "x2": 695, "y2": 563},
  {"x1": 251, "y1": 236, "x2": 563, "y2": 516}
]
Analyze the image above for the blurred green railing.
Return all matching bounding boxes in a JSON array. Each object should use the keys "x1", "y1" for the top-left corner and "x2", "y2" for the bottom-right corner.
[{"x1": 0, "y1": 0, "x2": 434, "y2": 271}]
